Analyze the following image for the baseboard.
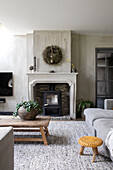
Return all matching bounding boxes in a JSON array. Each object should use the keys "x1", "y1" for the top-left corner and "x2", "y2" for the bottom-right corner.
[{"x1": 0, "y1": 112, "x2": 13, "y2": 115}]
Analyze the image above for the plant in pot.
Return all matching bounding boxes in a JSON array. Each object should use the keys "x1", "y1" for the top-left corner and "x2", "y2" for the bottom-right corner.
[
  {"x1": 77, "y1": 99, "x2": 93, "y2": 118},
  {"x1": 13, "y1": 100, "x2": 42, "y2": 120}
]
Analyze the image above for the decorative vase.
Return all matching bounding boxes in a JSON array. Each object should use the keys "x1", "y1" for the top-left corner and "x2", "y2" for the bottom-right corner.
[
  {"x1": 18, "y1": 107, "x2": 38, "y2": 120},
  {"x1": 71, "y1": 67, "x2": 76, "y2": 73}
]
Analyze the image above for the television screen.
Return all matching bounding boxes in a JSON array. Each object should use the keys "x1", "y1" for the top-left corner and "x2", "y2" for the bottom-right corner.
[{"x1": 0, "y1": 72, "x2": 13, "y2": 96}]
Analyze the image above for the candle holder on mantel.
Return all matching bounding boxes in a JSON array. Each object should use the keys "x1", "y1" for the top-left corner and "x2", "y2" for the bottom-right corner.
[
  {"x1": 71, "y1": 67, "x2": 76, "y2": 73},
  {"x1": 29, "y1": 66, "x2": 34, "y2": 73}
]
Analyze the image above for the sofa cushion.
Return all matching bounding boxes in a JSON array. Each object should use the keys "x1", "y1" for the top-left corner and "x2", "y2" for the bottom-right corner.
[
  {"x1": 0, "y1": 127, "x2": 14, "y2": 170},
  {"x1": 84, "y1": 108, "x2": 113, "y2": 126},
  {"x1": 93, "y1": 119, "x2": 113, "y2": 141},
  {"x1": 104, "y1": 99, "x2": 113, "y2": 110},
  {"x1": 0, "y1": 127, "x2": 13, "y2": 140}
]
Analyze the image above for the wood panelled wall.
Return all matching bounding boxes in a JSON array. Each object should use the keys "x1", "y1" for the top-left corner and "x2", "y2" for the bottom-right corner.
[{"x1": 27, "y1": 31, "x2": 71, "y2": 73}]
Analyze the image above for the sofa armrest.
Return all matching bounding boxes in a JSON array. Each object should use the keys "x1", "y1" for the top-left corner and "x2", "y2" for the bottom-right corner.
[{"x1": 104, "y1": 99, "x2": 113, "y2": 110}]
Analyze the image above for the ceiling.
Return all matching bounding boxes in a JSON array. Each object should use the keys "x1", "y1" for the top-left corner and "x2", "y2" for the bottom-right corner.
[{"x1": 0, "y1": 0, "x2": 113, "y2": 35}]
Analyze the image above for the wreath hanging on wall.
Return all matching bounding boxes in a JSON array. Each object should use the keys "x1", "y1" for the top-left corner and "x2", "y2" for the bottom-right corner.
[{"x1": 42, "y1": 45, "x2": 63, "y2": 64}]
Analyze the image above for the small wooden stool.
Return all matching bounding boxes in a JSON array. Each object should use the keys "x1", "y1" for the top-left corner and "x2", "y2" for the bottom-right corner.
[{"x1": 78, "y1": 136, "x2": 103, "y2": 162}]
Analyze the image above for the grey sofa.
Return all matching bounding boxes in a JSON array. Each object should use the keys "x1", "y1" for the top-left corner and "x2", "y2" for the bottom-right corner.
[
  {"x1": 0, "y1": 127, "x2": 14, "y2": 170},
  {"x1": 84, "y1": 99, "x2": 113, "y2": 160}
]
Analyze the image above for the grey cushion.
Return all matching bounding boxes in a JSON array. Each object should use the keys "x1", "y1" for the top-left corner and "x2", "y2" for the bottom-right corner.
[
  {"x1": 0, "y1": 127, "x2": 13, "y2": 139},
  {"x1": 93, "y1": 119, "x2": 113, "y2": 141},
  {"x1": 93, "y1": 119, "x2": 113, "y2": 160},
  {"x1": 84, "y1": 108, "x2": 113, "y2": 126},
  {"x1": 84, "y1": 107, "x2": 113, "y2": 161},
  {"x1": 0, "y1": 127, "x2": 14, "y2": 170},
  {"x1": 104, "y1": 99, "x2": 113, "y2": 110}
]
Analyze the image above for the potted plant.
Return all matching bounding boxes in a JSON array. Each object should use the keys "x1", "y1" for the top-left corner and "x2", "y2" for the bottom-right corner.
[
  {"x1": 13, "y1": 100, "x2": 42, "y2": 120},
  {"x1": 77, "y1": 99, "x2": 93, "y2": 118}
]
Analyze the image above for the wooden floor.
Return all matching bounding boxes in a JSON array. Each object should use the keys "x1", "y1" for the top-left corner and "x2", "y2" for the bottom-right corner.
[{"x1": 51, "y1": 118, "x2": 85, "y2": 121}]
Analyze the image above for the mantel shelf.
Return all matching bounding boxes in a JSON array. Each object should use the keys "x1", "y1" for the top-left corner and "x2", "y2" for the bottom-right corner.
[{"x1": 26, "y1": 72, "x2": 78, "y2": 75}]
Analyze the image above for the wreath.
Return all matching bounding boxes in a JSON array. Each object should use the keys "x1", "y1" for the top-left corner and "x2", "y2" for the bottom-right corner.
[{"x1": 42, "y1": 45, "x2": 62, "y2": 64}]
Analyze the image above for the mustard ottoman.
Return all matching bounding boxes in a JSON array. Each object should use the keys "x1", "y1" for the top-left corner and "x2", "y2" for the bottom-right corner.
[{"x1": 78, "y1": 136, "x2": 103, "y2": 162}]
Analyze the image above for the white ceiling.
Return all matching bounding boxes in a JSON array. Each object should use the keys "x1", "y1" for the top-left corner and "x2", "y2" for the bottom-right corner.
[{"x1": 0, "y1": 0, "x2": 113, "y2": 35}]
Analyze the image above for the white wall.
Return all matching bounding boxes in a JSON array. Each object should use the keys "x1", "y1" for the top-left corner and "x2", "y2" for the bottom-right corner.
[
  {"x1": 0, "y1": 35, "x2": 28, "y2": 112},
  {"x1": 28, "y1": 31, "x2": 71, "y2": 73},
  {"x1": 0, "y1": 30, "x2": 72, "y2": 112},
  {"x1": 72, "y1": 33, "x2": 113, "y2": 104},
  {"x1": 1, "y1": 31, "x2": 113, "y2": 111}
]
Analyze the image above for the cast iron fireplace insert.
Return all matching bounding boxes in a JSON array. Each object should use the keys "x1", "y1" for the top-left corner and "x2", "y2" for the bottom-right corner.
[{"x1": 42, "y1": 91, "x2": 62, "y2": 116}]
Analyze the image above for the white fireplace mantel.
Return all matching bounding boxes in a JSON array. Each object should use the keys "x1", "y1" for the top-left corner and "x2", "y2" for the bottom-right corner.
[{"x1": 27, "y1": 72, "x2": 78, "y2": 119}]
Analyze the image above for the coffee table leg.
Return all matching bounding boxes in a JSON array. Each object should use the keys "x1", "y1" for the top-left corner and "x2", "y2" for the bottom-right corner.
[
  {"x1": 40, "y1": 127, "x2": 48, "y2": 145},
  {"x1": 45, "y1": 127, "x2": 49, "y2": 136}
]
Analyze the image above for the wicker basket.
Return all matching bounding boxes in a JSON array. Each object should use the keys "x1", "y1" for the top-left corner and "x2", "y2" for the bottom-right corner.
[{"x1": 18, "y1": 107, "x2": 38, "y2": 120}]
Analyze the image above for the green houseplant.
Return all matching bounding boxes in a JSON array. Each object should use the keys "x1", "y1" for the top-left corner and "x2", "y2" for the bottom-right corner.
[
  {"x1": 13, "y1": 100, "x2": 42, "y2": 120},
  {"x1": 77, "y1": 99, "x2": 93, "y2": 118}
]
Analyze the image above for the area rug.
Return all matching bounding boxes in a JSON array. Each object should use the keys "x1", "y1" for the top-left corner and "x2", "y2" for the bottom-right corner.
[{"x1": 14, "y1": 121, "x2": 113, "y2": 170}]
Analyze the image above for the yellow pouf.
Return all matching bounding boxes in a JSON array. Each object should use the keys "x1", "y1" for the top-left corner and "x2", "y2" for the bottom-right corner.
[{"x1": 78, "y1": 136, "x2": 103, "y2": 163}]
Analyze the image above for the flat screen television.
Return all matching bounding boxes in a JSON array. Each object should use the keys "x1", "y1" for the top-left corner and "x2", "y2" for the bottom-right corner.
[{"x1": 0, "y1": 72, "x2": 13, "y2": 96}]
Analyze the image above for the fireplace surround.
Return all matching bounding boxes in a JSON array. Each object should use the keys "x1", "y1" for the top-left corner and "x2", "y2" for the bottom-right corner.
[{"x1": 27, "y1": 72, "x2": 78, "y2": 119}]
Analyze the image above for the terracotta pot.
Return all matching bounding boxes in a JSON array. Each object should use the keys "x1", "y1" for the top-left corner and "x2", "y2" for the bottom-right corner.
[{"x1": 18, "y1": 107, "x2": 38, "y2": 120}]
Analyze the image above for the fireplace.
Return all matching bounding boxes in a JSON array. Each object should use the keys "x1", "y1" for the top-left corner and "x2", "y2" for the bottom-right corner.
[
  {"x1": 27, "y1": 72, "x2": 78, "y2": 119},
  {"x1": 43, "y1": 91, "x2": 61, "y2": 116},
  {"x1": 34, "y1": 83, "x2": 69, "y2": 116}
]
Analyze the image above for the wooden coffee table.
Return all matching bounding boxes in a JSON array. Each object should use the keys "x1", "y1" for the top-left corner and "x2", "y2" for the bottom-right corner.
[{"x1": 0, "y1": 116, "x2": 51, "y2": 145}]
